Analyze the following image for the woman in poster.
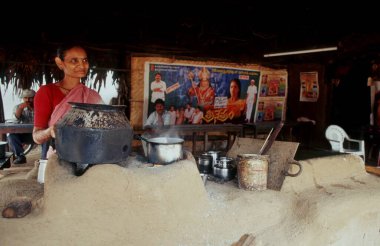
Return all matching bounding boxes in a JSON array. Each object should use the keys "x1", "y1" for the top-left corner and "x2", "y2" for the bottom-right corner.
[
  {"x1": 188, "y1": 67, "x2": 215, "y2": 108},
  {"x1": 227, "y1": 78, "x2": 246, "y2": 122}
]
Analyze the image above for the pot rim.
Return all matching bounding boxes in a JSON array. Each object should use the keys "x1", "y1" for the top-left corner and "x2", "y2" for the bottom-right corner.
[
  {"x1": 68, "y1": 102, "x2": 126, "y2": 111},
  {"x1": 147, "y1": 137, "x2": 184, "y2": 144}
]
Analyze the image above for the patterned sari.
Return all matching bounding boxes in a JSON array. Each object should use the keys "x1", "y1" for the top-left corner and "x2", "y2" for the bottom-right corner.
[{"x1": 49, "y1": 83, "x2": 103, "y2": 126}]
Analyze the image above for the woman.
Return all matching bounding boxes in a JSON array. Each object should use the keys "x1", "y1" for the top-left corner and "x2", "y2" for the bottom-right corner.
[
  {"x1": 227, "y1": 78, "x2": 246, "y2": 121},
  {"x1": 188, "y1": 67, "x2": 215, "y2": 108},
  {"x1": 33, "y1": 43, "x2": 103, "y2": 157}
]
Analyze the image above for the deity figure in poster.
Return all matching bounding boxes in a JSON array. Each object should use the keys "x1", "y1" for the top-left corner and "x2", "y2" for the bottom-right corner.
[{"x1": 188, "y1": 67, "x2": 215, "y2": 108}]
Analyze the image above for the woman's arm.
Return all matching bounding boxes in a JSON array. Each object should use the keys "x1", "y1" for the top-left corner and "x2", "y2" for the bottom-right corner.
[{"x1": 33, "y1": 126, "x2": 55, "y2": 144}]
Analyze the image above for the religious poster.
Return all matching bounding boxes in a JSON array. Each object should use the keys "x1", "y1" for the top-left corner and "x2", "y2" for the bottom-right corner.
[
  {"x1": 300, "y1": 71, "x2": 319, "y2": 102},
  {"x1": 254, "y1": 72, "x2": 288, "y2": 123},
  {"x1": 144, "y1": 62, "x2": 261, "y2": 124}
]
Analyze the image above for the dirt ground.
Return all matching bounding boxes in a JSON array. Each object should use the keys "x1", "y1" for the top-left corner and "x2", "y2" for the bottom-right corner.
[{"x1": 0, "y1": 145, "x2": 380, "y2": 245}]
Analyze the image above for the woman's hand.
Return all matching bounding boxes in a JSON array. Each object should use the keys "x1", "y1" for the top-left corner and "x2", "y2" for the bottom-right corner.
[
  {"x1": 50, "y1": 125, "x2": 56, "y2": 138},
  {"x1": 33, "y1": 126, "x2": 54, "y2": 144}
]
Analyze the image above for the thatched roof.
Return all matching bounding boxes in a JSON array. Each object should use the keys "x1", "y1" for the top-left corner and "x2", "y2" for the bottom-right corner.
[{"x1": 0, "y1": 43, "x2": 129, "y2": 92}]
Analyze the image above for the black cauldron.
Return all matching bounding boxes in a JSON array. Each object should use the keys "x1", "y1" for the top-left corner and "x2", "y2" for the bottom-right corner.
[{"x1": 55, "y1": 102, "x2": 133, "y2": 166}]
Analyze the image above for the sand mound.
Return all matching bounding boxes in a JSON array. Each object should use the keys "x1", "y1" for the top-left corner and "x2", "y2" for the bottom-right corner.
[
  {"x1": 1, "y1": 153, "x2": 380, "y2": 245},
  {"x1": 0, "y1": 179, "x2": 43, "y2": 210}
]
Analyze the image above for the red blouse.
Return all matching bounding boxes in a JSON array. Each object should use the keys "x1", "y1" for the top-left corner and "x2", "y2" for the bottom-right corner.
[{"x1": 34, "y1": 83, "x2": 65, "y2": 128}]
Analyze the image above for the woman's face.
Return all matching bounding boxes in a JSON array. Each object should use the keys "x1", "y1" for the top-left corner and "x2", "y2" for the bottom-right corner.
[
  {"x1": 200, "y1": 71, "x2": 209, "y2": 81},
  {"x1": 230, "y1": 81, "x2": 239, "y2": 98},
  {"x1": 61, "y1": 47, "x2": 89, "y2": 79}
]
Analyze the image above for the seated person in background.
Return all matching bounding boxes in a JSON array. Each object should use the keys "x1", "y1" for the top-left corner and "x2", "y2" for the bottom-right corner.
[
  {"x1": 142, "y1": 99, "x2": 171, "y2": 156},
  {"x1": 8, "y1": 89, "x2": 36, "y2": 164},
  {"x1": 144, "y1": 99, "x2": 171, "y2": 128},
  {"x1": 184, "y1": 103, "x2": 195, "y2": 124},
  {"x1": 191, "y1": 106, "x2": 204, "y2": 124},
  {"x1": 168, "y1": 105, "x2": 177, "y2": 125},
  {"x1": 176, "y1": 106, "x2": 185, "y2": 125}
]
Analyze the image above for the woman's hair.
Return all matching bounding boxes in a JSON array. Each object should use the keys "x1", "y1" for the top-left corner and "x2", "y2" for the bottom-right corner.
[
  {"x1": 57, "y1": 42, "x2": 86, "y2": 60},
  {"x1": 229, "y1": 78, "x2": 241, "y2": 98}
]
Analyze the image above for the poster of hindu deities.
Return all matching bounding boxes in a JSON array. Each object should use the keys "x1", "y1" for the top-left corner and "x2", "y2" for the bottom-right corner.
[
  {"x1": 300, "y1": 71, "x2": 319, "y2": 102},
  {"x1": 144, "y1": 62, "x2": 261, "y2": 124},
  {"x1": 254, "y1": 72, "x2": 288, "y2": 123}
]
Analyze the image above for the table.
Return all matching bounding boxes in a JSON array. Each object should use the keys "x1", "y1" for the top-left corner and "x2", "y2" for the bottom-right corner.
[
  {"x1": 242, "y1": 121, "x2": 298, "y2": 141},
  {"x1": 0, "y1": 123, "x2": 34, "y2": 148},
  {"x1": 134, "y1": 124, "x2": 244, "y2": 153},
  {"x1": 242, "y1": 122, "x2": 278, "y2": 138},
  {"x1": 0, "y1": 123, "x2": 34, "y2": 136},
  {"x1": 0, "y1": 123, "x2": 33, "y2": 168}
]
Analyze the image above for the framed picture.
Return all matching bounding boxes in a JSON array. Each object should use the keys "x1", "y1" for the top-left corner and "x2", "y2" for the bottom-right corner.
[{"x1": 300, "y1": 72, "x2": 319, "y2": 102}]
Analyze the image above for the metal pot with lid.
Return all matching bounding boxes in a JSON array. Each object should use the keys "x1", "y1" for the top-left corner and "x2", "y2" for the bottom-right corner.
[
  {"x1": 197, "y1": 153, "x2": 213, "y2": 174},
  {"x1": 213, "y1": 157, "x2": 236, "y2": 181},
  {"x1": 136, "y1": 135, "x2": 184, "y2": 164},
  {"x1": 55, "y1": 102, "x2": 133, "y2": 166},
  {"x1": 206, "y1": 150, "x2": 221, "y2": 167}
]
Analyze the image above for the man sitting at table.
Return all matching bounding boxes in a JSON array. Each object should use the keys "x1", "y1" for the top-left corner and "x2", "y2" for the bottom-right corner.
[
  {"x1": 144, "y1": 99, "x2": 171, "y2": 128},
  {"x1": 141, "y1": 99, "x2": 171, "y2": 156},
  {"x1": 8, "y1": 89, "x2": 36, "y2": 164}
]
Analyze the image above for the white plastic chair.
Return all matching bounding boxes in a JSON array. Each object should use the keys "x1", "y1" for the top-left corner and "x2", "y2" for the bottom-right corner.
[{"x1": 325, "y1": 125, "x2": 365, "y2": 162}]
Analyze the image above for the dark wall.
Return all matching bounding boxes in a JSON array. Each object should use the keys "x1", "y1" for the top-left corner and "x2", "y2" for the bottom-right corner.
[
  {"x1": 286, "y1": 61, "x2": 371, "y2": 147},
  {"x1": 329, "y1": 61, "x2": 371, "y2": 137},
  {"x1": 287, "y1": 64, "x2": 329, "y2": 147}
]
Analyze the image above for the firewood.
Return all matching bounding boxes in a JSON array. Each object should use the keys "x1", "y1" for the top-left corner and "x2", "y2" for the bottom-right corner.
[
  {"x1": 231, "y1": 233, "x2": 255, "y2": 246},
  {"x1": 2, "y1": 196, "x2": 32, "y2": 218},
  {"x1": 0, "y1": 167, "x2": 33, "y2": 176}
]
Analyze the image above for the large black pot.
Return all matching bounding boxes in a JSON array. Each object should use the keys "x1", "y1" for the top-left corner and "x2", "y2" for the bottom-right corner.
[{"x1": 55, "y1": 102, "x2": 133, "y2": 165}]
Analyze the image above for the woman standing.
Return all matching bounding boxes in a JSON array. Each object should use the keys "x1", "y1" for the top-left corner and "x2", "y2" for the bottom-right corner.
[
  {"x1": 227, "y1": 78, "x2": 246, "y2": 121},
  {"x1": 33, "y1": 43, "x2": 103, "y2": 157}
]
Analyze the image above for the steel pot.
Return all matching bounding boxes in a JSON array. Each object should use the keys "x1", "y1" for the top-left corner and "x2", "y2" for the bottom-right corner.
[
  {"x1": 138, "y1": 136, "x2": 184, "y2": 164},
  {"x1": 197, "y1": 153, "x2": 213, "y2": 174},
  {"x1": 215, "y1": 157, "x2": 235, "y2": 169},
  {"x1": 212, "y1": 165, "x2": 236, "y2": 181},
  {"x1": 206, "y1": 150, "x2": 221, "y2": 167},
  {"x1": 213, "y1": 157, "x2": 236, "y2": 181}
]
